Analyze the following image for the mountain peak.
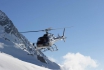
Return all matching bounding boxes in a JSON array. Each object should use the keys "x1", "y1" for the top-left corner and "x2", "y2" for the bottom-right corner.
[{"x1": 0, "y1": 10, "x2": 60, "y2": 69}]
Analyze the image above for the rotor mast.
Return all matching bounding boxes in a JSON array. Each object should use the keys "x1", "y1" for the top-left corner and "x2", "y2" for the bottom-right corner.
[
  {"x1": 44, "y1": 28, "x2": 51, "y2": 34},
  {"x1": 46, "y1": 31, "x2": 48, "y2": 34}
]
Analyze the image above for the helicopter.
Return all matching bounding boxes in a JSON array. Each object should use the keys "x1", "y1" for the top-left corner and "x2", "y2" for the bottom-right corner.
[{"x1": 20, "y1": 27, "x2": 72, "y2": 52}]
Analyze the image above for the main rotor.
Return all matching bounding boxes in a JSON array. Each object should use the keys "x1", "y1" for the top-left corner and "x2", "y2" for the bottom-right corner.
[{"x1": 20, "y1": 26, "x2": 73, "y2": 34}]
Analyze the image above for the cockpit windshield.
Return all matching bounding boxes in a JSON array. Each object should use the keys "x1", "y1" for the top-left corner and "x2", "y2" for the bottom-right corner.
[{"x1": 37, "y1": 36, "x2": 49, "y2": 46}]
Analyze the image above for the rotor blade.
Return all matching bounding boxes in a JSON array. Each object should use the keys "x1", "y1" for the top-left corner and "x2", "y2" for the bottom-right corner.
[
  {"x1": 63, "y1": 28, "x2": 65, "y2": 36},
  {"x1": 63, "y1": 39, "x2": 65, "y2": 42},
  {"x1": 20, "y1": 30, "x2": 44, "y2": 33},
  {"x1": 20, "y1": 27, "x2": 52, "y2": 33},
  {"x1": 51, "y1": 26, "x2": 73, "y2": 30},
  {"x1": 20, "y1": 26, "x2": 73, "y2": 33}
]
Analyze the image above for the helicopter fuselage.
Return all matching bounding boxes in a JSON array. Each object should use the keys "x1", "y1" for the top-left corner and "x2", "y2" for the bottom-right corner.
[
  {"x1": 36, "y1": 34, "x2": 55, "y2": 48},
  {"x1": 36, "y1": 33, "x2": 65, "y2": 50}
]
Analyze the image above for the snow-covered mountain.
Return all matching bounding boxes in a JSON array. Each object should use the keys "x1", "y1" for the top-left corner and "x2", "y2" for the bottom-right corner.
[{"x1": 0, "y1": 10, "x2": 60, "y2": 70}]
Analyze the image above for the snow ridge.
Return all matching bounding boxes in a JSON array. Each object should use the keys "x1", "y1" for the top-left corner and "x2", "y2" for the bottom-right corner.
[{"x1": 0, "y1": 53, "x2": 50, "y2": 70}]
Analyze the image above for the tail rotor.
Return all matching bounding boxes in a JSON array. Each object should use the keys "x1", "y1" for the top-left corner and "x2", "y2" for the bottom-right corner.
[
  {"x1": 63, "y1": 28, "x2": 65, "y2": 36},
  {"x1": 62, "y1": 28, "x2": 66, "y2": 42}
]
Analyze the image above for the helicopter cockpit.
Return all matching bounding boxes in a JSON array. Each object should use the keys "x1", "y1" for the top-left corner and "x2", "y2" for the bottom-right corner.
[{"x1": 36, "y1": 34, "x2": 49, "y2": 47}]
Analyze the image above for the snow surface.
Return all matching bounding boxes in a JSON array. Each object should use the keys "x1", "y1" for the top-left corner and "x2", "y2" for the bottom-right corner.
[{"x1": 0, "y1": 53, "x2": 50, "y2": 70}]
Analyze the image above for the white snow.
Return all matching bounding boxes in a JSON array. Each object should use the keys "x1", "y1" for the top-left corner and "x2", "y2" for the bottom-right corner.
[{"x1": 0, "y1": 53, "x2": 50, "y2": 70}]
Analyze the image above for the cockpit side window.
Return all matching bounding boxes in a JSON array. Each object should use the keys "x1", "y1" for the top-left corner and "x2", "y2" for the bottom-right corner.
[{"x1": 37, "y1": 38, "x2": 40, "y2": 41}]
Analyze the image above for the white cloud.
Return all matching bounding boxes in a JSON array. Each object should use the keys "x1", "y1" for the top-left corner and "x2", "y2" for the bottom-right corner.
[
  {"x1": 60, "y1": 52, "x2": 98, "y2": 70},
  {"x1": 0, "y1": 42, "x2": 5, "y2": 48}
]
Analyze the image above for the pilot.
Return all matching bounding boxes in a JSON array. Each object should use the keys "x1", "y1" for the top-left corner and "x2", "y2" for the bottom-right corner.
[
  {"x1": 37, "y1": 34, "x2": 49, "y2": 46},
  {"x1": 42, "y1": 35, "x2": 49, "y2": 46}
]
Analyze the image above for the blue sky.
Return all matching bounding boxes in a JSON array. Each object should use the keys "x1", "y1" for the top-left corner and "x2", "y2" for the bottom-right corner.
[{"x1": 0, "y1": 0, "x2": 104, "y2": 70}]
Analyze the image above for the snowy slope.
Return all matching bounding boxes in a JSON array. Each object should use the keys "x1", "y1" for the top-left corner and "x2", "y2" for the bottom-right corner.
[
  {"x1": 0, "y1": 53, "x2": 50, "y2": 70},
  {"x1": 0, "y1": 10, "x2": 60, "y2": 70}
]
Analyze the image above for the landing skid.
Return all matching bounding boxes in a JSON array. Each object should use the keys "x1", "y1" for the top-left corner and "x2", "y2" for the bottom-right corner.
[
  {"x1": 41, "y1": 44, "x2": 58, "y2": 52},
  {"x1": 32, "y1": 43, "x2": 58, "y2": 52}
]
